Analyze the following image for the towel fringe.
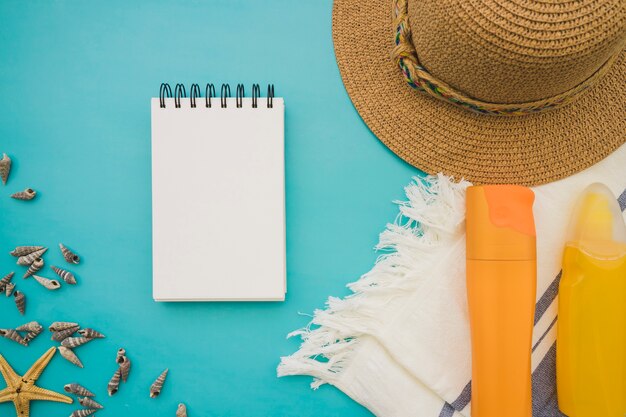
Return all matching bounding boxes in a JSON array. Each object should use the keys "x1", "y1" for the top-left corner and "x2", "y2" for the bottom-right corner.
[{"x1": 277, "y1": 174, "x2": 470, "y2": 389}]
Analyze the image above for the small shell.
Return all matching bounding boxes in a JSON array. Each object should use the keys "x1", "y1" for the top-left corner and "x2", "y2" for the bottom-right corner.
[
  {"x1": 58, "y1": 346, "x2": 84, "y2": 368},
  {"x1": 78, "y1": 397, "x2": 103, "y2": 409},
  {"x1": 116, "y1": 348, "x2": 126, "y2": 364},
  {"x1": 0, "y1": 271, "x2": 15, "y2": 290},
  {"x1": 11, "y1": 188, "x2": 37, "y2": 200},
  {"x1": 64, "y1": 383, "x2": 95, "y2": 397},
  {"x1": 78, "y1": 328, "x2": 105, "y2": 339},
  {"x1": 108, "y1": 367, "x2": 122, "y2": 396},
  {"x1": 61, "y1": 336, "x2": 92, "y2": 348},
  {"x1": 51, "y1": 325, "x2": 80, "y2": 342},
  {"x1": 176, "y1": 403, "x2": 187, "y2": 417},
  {"x1": 10, "y1": 246, "x2": 44, "y2": 257},
  {"x1": 119, "y1": 356, "x2": 131, "y2": 382},
  {"x1": 149, "y1": 368, "x2": 169, "y2": 398},
  {"x1": 0, "y1": 329, "x2": 28, "y2": 346},
  {"x1": 16, "y1": 248, "x2": 48, "y2": 266},
  {"x1": 5, "y1": 282, "x2": 15, "y2": 297},
  {"x1": 59, "y1": 244, "x2": 81, "y2": 264},
  {"x1": 49, "y1": 321, "x2": 79, "y2": 332},
  {"x1": 33, "y1": 275, "x2": 61, "y2": 290},
  {"x1": 69, "y1": 409, "x2": 96, "y2": 417},
  {"x1": 23, "y1": 328, "x2": 43, "y2": 344},
  {"x1": 15, "y1": 321, "x2": 43, "y2": 333},
  {"x1": 0, "y1": 153, "x2": 11, "y2": 185},
  {"x1": 13, "y1": 290, "x2": 25, "y2": 315},
  {"x1": 23, "y1": 258, "x2": 44, "y2": 278},
  {"x1": 51, "y1": 266, "x2": 77, "y2": 285}
]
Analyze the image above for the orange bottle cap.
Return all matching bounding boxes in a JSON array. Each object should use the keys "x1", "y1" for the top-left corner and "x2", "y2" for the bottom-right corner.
[{"x1": 466, "y1": 185, "x2": 536, "y2": 261}]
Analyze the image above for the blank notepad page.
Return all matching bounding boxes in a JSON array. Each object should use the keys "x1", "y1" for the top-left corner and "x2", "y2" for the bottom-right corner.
[{"x1": 151, "y1": 94, "x2": 285, "y2": 301}]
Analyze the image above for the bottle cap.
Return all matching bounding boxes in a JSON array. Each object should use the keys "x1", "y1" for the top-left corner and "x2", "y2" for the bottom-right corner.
[{"x1": 466, "y1": 185, "x2": 536, "y2": 261}]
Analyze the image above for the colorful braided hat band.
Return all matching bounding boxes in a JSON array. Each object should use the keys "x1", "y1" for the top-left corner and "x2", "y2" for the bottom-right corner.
[{"x1": 391, "y1": 0, "x2": 620, "y2": 116}]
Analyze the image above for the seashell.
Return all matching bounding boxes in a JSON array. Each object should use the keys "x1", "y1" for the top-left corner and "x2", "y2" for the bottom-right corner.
[
  {"x1": 5, "y1": 282, "x2": 15, "y2": 297},
  {"x1": 49, "y1": 321, "x2": 79, "y2": 332},
  {"x1": 23, "y1": 258, "x2": 44, "y2": 278},
  {"x1": 115, "y1": 348, "x2": 126, "y2": 364},
  {"x1": 64, "y1": 383, "x2": 95, "y2": 397},
  {"x1": 0, "y1": 271, "x2": 15, "y2": 291},
  {"x1": 149, "y1": 368, "x2": 169, "y2": 398},
  {"x1": 107, "y1": 368, "x2": 122, "y2": 396},
  {"x1": 11, "y1": 188, "x2": 37, "y2": 200},
  {"x1": 0, "y1": 153, "x2": 11, "y2": 185},
  {"x1": 78, "y1": 328, "x2": 105, "y2": 339},
  {"x1": 0, "y1": 329, "x2": 28, "y2": 346},
  {"x1": 16, "y1": 248, "x2": 48, "y2": 266},
  {"x1": 119, "y1": 356, "x2": 131, "y2": 382},
  {"x1": 58, "y1": 346, "x2": 84, "y2": 368},
  {"x1": 61, "y1": 336, "x2": 92, "y2": 348},
  {"x1": 51, "y1": 325, "x2": 80, "y2": 342},
  {"x1": 15, "y1": 321, "x2": 43, "y2": 333},
  {"x1": 10, "y1": 246, "x2": 44, "y2": 257},
  {"x1": 78, "y1": 397, "x2": 103, "y2": 409},
  {"x1": 59, "y1": 244, "x2": 81, "y2": 264},
  {"x1": 69, "y1": 409, "x2": 96, "y2": 417},
  {"x1": 33, "y1": 275, "x2": 61, "y2": 290},
  {"x1": 13, "y1": 290, "x2": 25, "y2": 315},
  {"x1": 23, "y1": 329, "x2": 43, "y2": 344},
  {"x1": 51, "y1": 266, "x2": 77, "y2": 285},
  {"x1": 176, "y1": 403, "x2": 187, "y2": 417}
]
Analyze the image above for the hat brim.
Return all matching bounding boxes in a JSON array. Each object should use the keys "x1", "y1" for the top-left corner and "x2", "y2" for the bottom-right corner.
[{"x1": 332, "y1": 0, "x2": 626, "y2": 186}]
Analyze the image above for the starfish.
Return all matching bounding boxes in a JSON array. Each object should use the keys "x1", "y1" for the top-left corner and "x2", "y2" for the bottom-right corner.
[{"x1": 0, "y1": 347, "x2": 73, "y2": 417}]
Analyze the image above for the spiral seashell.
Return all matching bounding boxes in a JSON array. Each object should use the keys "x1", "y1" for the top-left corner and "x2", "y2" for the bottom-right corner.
[
  {"x1": 149, "y1": 368, "x2": 169, "y2": 398},
  {"x1": 49, "y1": 321, "x2": 79, "y2": 332},
  {"x1": 51, "y1": 266, "x2": 77, "y2": 284},
  {"x1": 78, "y1": 397, "x2": 103, "y2": 409},
  {"x1": 23, "y1": 258, "x2": 44, "y2": 278},
  {"x1": 51, "y1": 325, "x2": 80, "y2": 342},
  {"x1": 16, "y1": 248, "x2": 48, "y2": 266},
  {"x1": 33, "y1": 275, "x2": 61, "y2": 290},
  {"x1": 58, "y1": 346, "x2": 84, "y2": 368},
  {"x1": 61, "y1": 336, "x2": 92, "y2": 348},
  {"x1": 64, "y1": 383, "x2": 95, "y2": 397},
  {"x1": 176, "y1": 403, "x2": 187, "y2": 417},
  {"x1": 0, "y1": 328, "x2": 28, "y2": 346},
  {"x1": 10, "y1": 246, "x2": 44, "y2": 257},
  {"x1": 23, "y1": 328, "x2": 43, "y2": 344},
  {"x1": 69, "y1": 409, "x2": 96, "y2": 417},
  {"x1": 13, "y1": 290, "x2": 25, "y2": 315},
  {"x1": 108, "y1": 367, "x2": 122, "y2": 396},
  {"x1": 0, "y1": 153, "x2": 11, "y2": 185},
  {"x1": 116, "y1": 348, "x2": 126, "y2": 364},
  {"x1": 59, "y1": 243, "x2": 80, "y2": 264},
  {"x1": 119, "y1": 356, "x2": 131, "y2": 382},
  {"x1": 11, "y1": 188, "x2": 37, "y2": 200},
  {"x1": 0, "y1": 271, "x2": 15, "y2": 291},
  {"x1": 5, "y1": 282, "x2": 15, "y2": 297},
  {"x1": 15, "y1": 321, "x2": 42, "y2": 333},
  {"x1": 78, "y1": 328, "x2": 105, "y2": 339}
]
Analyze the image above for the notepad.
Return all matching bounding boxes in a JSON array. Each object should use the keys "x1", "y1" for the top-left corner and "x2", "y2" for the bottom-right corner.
[{"x1": 151, "y1": 83, "x2": 285, "y2": 301}]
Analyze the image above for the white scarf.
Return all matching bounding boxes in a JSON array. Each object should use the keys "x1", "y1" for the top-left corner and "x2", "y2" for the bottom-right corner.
[{"x1": 278, "y1": 144, "x2": 626, "y2": 417}]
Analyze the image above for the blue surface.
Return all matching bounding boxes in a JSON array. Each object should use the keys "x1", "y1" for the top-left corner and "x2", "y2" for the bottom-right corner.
[{"x1": 0, "y1": 1, "x2": 421, "y2": 416}]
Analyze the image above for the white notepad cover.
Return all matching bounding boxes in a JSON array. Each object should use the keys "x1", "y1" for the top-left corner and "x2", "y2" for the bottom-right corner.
[{"x1": 151, "y1": 97, "x2": 285, "y2": 301}]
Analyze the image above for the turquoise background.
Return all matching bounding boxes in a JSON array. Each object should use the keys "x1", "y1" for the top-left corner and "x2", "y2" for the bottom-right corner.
[{"x1": 0, "y1": 1, "x2": 420, "y2": 416}]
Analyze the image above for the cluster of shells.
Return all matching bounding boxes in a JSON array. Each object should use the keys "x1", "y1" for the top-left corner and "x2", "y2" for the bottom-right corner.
[
  {"x1": 3, "y1": 244, "x2": 81, "y2": 315},
  {"x1": 64, "y1": 383, "x2": 104, "y2": 417},
  {"x1": 0, "y1": 321, "x2": 43, "y2": 346},
  {"x1": 49, "y1": 322, "x2": 105, "y2": 368},
  {"x1": 107, "y1": 347, "x2": 171, "y2": 402},
  {"x1": 1, "y1": 153, "x2": 38, "y2": 200}
]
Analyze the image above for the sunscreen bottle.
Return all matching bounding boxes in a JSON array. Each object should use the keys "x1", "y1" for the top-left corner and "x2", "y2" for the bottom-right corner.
[
  {"x1": 466, "y1": 185, "x2": 536, "y2": 417},
  {"x1": 557, "y1": 183, "x2": 626, "y2": 417}
]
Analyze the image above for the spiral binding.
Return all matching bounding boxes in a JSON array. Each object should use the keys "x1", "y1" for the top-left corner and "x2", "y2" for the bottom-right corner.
[{"x1": 159, "y1": 83, "x2": 276, "y2": 109}]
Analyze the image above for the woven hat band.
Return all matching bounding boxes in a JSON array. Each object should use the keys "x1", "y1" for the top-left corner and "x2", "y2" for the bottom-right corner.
[{"x1": 391, "y1": 0, "x2": 621, "y2": 116}]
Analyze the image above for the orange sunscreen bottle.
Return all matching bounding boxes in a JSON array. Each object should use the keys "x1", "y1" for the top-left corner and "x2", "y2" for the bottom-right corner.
[
  {"x1": 466, "y1": 185, "x2": 537, "y2": 417},
  {"x1": 557, "y1": 183, "x2": 626, "y2": 417}
]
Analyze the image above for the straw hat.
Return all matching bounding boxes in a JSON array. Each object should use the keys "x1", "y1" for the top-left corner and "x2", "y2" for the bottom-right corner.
[{"x1": 332, "y1": 0, "x2": 626, "y2": 185}]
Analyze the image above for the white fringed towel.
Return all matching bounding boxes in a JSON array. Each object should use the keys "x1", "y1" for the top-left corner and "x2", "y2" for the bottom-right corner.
[{"x1": 278, "y1": 145, "x2": 626, "y2": 417}]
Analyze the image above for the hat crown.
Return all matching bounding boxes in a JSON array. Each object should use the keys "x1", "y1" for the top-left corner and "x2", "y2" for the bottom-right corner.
[{"x1": 407, "y1": 0, "x2": 626, "y2": 104}]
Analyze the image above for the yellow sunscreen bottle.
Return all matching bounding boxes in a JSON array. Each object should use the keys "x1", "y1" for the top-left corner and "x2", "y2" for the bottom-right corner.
[{"x1": 557, "y1": 183, "x2": 626, "y2": 417}]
